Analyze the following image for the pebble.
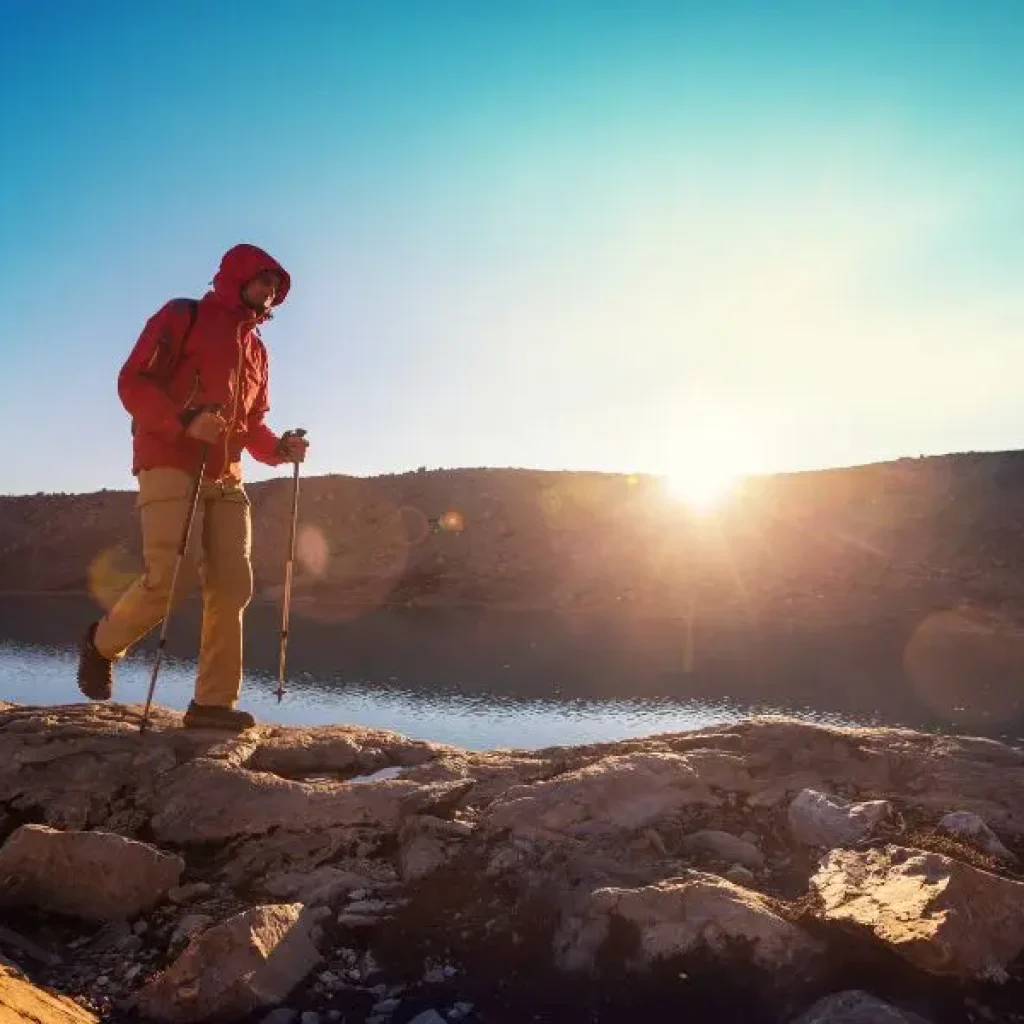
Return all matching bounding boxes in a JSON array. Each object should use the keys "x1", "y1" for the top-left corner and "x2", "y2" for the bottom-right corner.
[
  {"x1": 301, "y1": 1012, "x2": 321, "y2": 1024},
  {"x1": 347, "y1": 888, "x2": 369, "y2": 901},
  {"x1": 95, "y1": 976, "x2": 109, "y2": 988},
  {"x1": 373, "y1": 998, "x2": 401, "y2": 1014},
  {"x1": 132, "y1": 920, "x2": 149, "y2": 936},
  {"x1": 117, "y1": 935, "x2": 144, "y2": 954},
  {"x1": 261, "y1": 1010, "x2": 299, "y2": 1024},
  {"x1": 408, "y1": 1012, "x2": 447, "y2": 1024},
  {"x1": 318, "y1": 970, "x2": 339, "y2": 988}
]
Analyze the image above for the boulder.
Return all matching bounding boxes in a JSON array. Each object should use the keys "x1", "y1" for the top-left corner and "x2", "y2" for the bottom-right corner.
[
  {"x1": 788, "y1": 789, "x2": 892, "y2": 848},
  {"x1": 556, "y1": 871, "x2": 822, "y2": 973},
  {"x1": 938, "y1": 811, "x2": 1016, "y2": 862},
  {"x1": 812, "y1": 845, "x2": 1024, "y2": 980},
  {"x1": 790, "y1": 990, "x2": 933, "y2": 1024},
  {"x1": 136, "y1": 904, "x2": 322, "y2": 1022},
  {"x1": 0, "y1": 825, "x2": 183, "y2": 922},
  {"x1": 0, "y1": 963, "x2": 97, "y2": 1023},
  {"x1": 682, "y1": 830, "x2": 765, "y2": 870}
]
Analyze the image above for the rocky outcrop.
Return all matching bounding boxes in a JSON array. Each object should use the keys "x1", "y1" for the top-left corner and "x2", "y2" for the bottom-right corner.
[
  {"x1": 0, "y1": 964, "x2": 97, "y2": 1023},
  {"x1": 1, "y1": 703, "x2": 1023, "y2": 1024},
  {"x1": 555, "y1": 871, "x2": 822, "y2": 973},
  {"x1": 812, "y1": 845, "x2": 1024, "y2": 980},
  {"x1": 0, "y1": 824, "x2": 183, "y2": 921}
]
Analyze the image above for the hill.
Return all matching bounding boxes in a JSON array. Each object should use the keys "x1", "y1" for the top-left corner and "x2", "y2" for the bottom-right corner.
[{"x1": 4, "y1": 451, "x2": 1024, "y2": 625}]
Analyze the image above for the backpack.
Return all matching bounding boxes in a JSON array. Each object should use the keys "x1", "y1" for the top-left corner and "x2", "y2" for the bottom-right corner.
[{"x1": 138, "y1": 298, "x2": 200, "y2": 384}]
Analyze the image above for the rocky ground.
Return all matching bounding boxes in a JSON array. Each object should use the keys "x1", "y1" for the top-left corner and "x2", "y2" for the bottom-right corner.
[{"x1": 2, "y1": 701, "x2": 1024, "y2": 1023}]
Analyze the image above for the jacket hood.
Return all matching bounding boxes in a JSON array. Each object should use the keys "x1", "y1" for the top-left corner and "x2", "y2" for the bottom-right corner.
[{"x1": 211, "y1": 243, "x2": 291, "y2": 316}]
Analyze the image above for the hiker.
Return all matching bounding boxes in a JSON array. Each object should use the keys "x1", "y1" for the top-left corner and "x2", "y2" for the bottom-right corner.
[{"x1": 77, "y1": 243, "x2": 309, "y2": 731}]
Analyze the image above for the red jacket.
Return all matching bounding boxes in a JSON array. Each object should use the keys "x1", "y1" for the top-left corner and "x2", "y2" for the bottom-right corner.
[{"x1": 118, "y1": 244, "x2": 292, "y2": 483}]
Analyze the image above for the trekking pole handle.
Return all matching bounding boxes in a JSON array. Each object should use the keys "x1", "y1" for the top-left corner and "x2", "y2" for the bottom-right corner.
[{"x1": 282, "y1": 428, "x2": 307, "y2": 440}]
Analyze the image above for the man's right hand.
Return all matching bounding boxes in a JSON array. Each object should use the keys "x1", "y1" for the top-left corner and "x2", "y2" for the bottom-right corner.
[{"x1": 184, "y1": 410, "x2": 227, "y2": 444}]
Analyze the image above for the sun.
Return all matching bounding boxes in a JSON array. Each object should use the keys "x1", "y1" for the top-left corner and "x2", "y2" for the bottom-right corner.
[
  {"x1": 664, "y1": 460, "x2": 740, "y2": 510},
  {"x1": 655, "y1": 409, "x2": 765, "y2": 512}
]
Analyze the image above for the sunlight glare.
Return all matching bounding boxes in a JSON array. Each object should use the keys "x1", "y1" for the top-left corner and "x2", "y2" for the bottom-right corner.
[{"x1": 657, "y1": 407, "x2": 765, "y2": 512}]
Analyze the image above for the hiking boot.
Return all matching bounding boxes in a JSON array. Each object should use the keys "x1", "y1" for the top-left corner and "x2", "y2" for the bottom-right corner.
[
  {"x1": 77, "y1": 623, "x2": 113, "y2": 700},
  {"x1": 182, "y1": 701, "x2": 256, "y2": 732}
]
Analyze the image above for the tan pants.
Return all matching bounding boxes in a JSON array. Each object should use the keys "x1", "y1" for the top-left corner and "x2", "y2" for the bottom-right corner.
[{"x1": 94, "y1": 468, "x2": 253, "y2": 708}]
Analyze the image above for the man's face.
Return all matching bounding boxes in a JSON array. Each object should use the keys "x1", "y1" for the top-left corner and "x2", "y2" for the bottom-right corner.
[{"x1": 242, "y1": 270, "x2": 282, "y2": 312}]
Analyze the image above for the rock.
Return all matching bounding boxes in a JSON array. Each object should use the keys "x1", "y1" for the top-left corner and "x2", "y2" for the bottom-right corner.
[
  {"x1": 0, "y1": 825, "x2": 183, "y2": 922},
  {"x1": 168, "y1": 883, "x2": 214, "y2": 905},
  {"x1": 132, "y1": 921, "x2": 148, "y2": 936},
  {"x1": 724, "y1": 864, "x2": 757, "y2": 887},
  {"x1": 263, "y1": 866, "x2": 373, "y2": 906},
  {"x1": 169, "y1": 914, "x2": 214, "y2": 950},
  {"x1": 812, "y1": 845, "x2": 1024, "y2": 980},
  {"x1": 149, "y1": 758, "x2": 471, "y2": 844},
  {"x1": 938, "y1": 811, "x2": 1016, "y2": 862},
  {"x1": 556, "y1": 871, "x2": 822, "y2": 974},
  {"x1": 398, "y1": 815, "x2": 472, "y2": 881},
  {"x1": 408, "y1": 1012, "x2": 447, "y2": 1024},
  {"x1": 260, "y1": 1011, "x2": 299, "y2": 1024},
  {"x1": 683, "y1": 830, "x2": 765, "y2": 870},
  {"x1": 1, "y1": 962, "x2": 98, "y2": 1022},
  {"x1": 790, "y1": 990, "x2": 934, "y2": 1023},
  {"x1": 300, "y1": 1013, "x2": 320, "y2": 1024},
  {"x1": 373, "y1": 997, "x2": 401, "y2": 1013},
  {"x1": 136, "y1": 904, "x2": 321, "y2": 1022},
  {"x1": 485, "y1": 752, "x2": 720, "y2": 837},
  {"x1": 788, "y1": 790, "x2": 892, "y2": 848}
]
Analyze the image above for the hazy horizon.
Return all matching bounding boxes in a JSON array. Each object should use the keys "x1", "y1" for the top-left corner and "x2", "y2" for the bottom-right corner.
[{"x1": 3, "y1": 1, "x2": 1024, "y2": 495}]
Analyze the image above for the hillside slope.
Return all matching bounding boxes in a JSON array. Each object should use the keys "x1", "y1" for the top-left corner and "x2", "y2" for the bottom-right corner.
[{"x1": 4, "y1": 452, "x2": 1024, "y2": 625}]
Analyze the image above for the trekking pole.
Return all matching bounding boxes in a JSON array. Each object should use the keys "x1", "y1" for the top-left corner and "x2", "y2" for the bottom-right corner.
[
  {"x1": 139, "y1": 408, "x2": 219, "y2": 734},
  {"x1": 276, "y1": 429, "x2": 307, "y2": 703}
]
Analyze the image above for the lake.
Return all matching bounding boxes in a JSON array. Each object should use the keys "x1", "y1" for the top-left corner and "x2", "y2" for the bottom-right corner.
[
  {"x1": 0, "y1": 639, "x2": 865, "y2": 750},
  {"x1": 3, "y1": 593, "x2": 1020, "y2": 749}
]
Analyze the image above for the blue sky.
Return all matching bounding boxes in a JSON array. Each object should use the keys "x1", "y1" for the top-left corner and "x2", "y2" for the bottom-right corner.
[{"x1": 2, "y1": 0, "x2": 1023, "y2": 495}]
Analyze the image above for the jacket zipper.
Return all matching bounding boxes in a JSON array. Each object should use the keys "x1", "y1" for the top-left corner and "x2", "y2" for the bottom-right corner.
[{"x1": 219, "y1": 323, "x2": 247, "y2": 480}]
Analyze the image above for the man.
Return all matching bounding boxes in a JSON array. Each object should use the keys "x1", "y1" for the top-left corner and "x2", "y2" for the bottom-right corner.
[{"x1": 77, "y1": 243, "x2": 309, "y2": 731}]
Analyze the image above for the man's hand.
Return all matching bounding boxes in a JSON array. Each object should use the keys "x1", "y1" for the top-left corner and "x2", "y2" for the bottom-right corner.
[
  {"x1": 279, "y1": 430, "x2": 309, "y2": 464},
  {"x1": 184, "y1": 410, "x2": 227, "y2": 444}
]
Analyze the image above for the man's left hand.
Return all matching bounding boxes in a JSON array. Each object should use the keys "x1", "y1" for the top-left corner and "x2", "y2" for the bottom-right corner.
[{"x1": 280, "y1": 431, "x2": 309, "y2": 464}]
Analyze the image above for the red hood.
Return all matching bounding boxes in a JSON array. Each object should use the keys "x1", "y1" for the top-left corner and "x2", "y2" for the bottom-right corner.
[{"x1": 211, "y1": 243, "x2": 291, "y2": 318}]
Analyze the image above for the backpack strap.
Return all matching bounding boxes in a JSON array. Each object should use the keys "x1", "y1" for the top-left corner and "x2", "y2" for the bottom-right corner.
[{"x1": 139, "y1": 298, "x2": 199, "y2": 382}]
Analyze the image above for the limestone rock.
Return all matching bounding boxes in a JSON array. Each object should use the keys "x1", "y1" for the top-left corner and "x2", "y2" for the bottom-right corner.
[
  {"x1": 485, "y1": 752, "x2": 717, "y2": 837},
  {"x1": 788, "y1": 789, "x2": 893, "y2": 848},
  {"x1": 136, "y1": 904, "x2": 321, "y2": 1022},
  {"x1": 556, "y1": 871, "x2": 822, "y2": 974},
  {"x1": 812, "y1": 845, "x2": 1024, "y2": 980},
  {"x1": 0, "y1": 824, "x2": 183, "y2": 922},
  {"x1": 790, "y1": 990, "x2": 933, "y2": 1024},
  {"x1": 262, "y1": 866, "x2": 373, "y2": 906},
  {"x1": 0, "y1": 962, "x2": 97, "y2": 1023},
  {"x1": 149, "y1": 759, "x2": 471, "y2": 844},
  {"x1": 682, "y1": 830, "x2": 765, "y2": 870},
  {"x1": 398, "y1": 815, "x2": 473, "y2": 881},
  {"x1": 938, "y1": 811, "x2": 1016, "y2": 862}
]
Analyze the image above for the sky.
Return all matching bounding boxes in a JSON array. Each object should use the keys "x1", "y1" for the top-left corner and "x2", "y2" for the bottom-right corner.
[{"x1": 2, "y1": 0, "x2": 1024, "y2": 496}]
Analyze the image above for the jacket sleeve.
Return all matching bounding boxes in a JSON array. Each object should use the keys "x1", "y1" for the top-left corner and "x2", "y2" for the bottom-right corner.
[
  {"x1": 117, "y1": 302, "x2": 191, "y2": 441},
  {"x1": 244, "y1": 339, "x2": 287, "y2": 466}
]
